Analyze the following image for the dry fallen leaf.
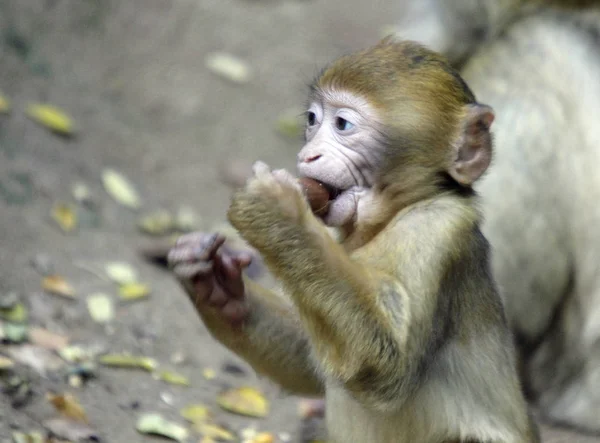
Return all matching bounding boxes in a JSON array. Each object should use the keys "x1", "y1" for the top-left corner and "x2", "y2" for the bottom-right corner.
[
  {"x1": 11, "y1": 431, "x2": 44, "y2": 443},
  {"x1": 161, "y1": 391, "x2": 175, "y2": 406},
  {"x1": 87, "y1": 293, "x2": 114, "y2": 323},
  {"x1": 98, "y1": 354, "x2": 157, "y2": 371},
  {"x1": 137, "y1": 210, "x2": 174, "y2": 236},
  {"x1": 241, "y1": 427, "x2": 258, "y2": 440},
  {"x1": 0, "y1": 355, "x2": 15, "y2": 370},
  {"x1": 0, "y1": 91, "x2": 11, "y2": 114},
  {"x1": 205, "y1": 52, "x2": 251, "y2": 84},
  {"x1": 102, "y1": 168, "x2": 142, "y2": 209},
  {"x1": 0, "y1": 302, "x2": 27, "y2": 323},
  {"x1": 216, "y1": 386, "x2": 269, "y2": 418},
  {"x1": 51, "y1": 202, "x2": 78, "y2": 233},
  {"x1": 195, "y1": 422, "x2": 236, "y2": 441},
  {"x1": 105, "y1": 261, "x2": 138, "y2": 285},
  {"x1": 28, "y1": 327, "x2": 69, "y2": 350},
  {"x1": 136, "y1": 413, "x2": 189, "y2": 442},
  {"x1": 180, "y1": 404, "x2": 212, "y2": 424},
  {"x1": 202, "y1": 368, "x2": 217, "y2": 380},
  {"x1": 47, "y1": 392, "x2": 89, "y2": 423},
  {"x1": 251, "y1": 432, "x2": 276, "y2": 443},
  {"x1": 119, "y1": 282, "x2": 151, "y2": 301},
  {"x1": 0, "y1": 322, "x2": 28, "y2": 343},
  {"x1": 7, "y1": 345, "x2": 64, "y2": 376},
  {"x1": 26, "y1": 103, "x2": 75, "y2": 135},
  {"x1": 42, "y1": 275, "x2": 76, "y2": 298},
  {"x1": 157, "y1": 370, "x2": 190, "y2": 386},
  {"x1": 59, "y1": 344, "x2": 103, "y2": 363},
  {"x1": 71, "y1": 181, "x2": 92, "y2": 204},
  {"x1": 43, "y1": 417, "x2": 98, "y2": 441}
]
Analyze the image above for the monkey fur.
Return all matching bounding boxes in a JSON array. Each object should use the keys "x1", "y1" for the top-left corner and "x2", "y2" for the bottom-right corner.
[
  {"x1": 397, "y1": 0, "x2": 600, "y2": 434},
  {"x1": 169, "y1": 39, "x2": 539, "y2": 442}
]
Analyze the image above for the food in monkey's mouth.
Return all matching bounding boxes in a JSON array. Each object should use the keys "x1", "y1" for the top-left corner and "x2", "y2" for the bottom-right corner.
[{"x1": 298, "y1": 177, "x2": 340, "y2": 216}]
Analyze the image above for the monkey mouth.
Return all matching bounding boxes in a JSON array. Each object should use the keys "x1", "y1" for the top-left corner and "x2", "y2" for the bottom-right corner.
[{"x1": 322, "y1": 182, "x2": 342, "y2": 201}]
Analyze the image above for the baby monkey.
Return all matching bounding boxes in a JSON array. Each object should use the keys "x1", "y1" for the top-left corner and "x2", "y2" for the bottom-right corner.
[{"x1": 169, "y1": 37, "x2": 539, "y2": 442}]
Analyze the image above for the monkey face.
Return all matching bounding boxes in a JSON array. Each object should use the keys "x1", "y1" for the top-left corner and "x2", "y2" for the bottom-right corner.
[{"x1": 297, "y1": 90, "x2": 384, "y2": 227}]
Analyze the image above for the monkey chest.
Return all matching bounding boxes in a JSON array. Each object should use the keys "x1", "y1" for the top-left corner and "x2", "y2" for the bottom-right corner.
[{"x1": 324, "y1": 385, "x2": 440, "y2": 442}]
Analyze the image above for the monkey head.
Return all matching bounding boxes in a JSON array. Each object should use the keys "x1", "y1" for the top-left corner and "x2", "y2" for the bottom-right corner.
[{"x1": 297, "y1": 37, "x2": 495, "y2": 227}]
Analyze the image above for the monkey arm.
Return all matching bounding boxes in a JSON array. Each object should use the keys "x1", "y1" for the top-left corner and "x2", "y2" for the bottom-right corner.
[
  {"x1": 247, "y1": 213, "x2": 451, "y2": 411},
  {"x1": 193, "y1": 277, "x2": 325, "y2": 397}
]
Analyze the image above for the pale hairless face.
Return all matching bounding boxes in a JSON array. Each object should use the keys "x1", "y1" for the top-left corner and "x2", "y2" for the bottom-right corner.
[{"x1": 297, "y1": 90, "x2": 385, "y2": 227}]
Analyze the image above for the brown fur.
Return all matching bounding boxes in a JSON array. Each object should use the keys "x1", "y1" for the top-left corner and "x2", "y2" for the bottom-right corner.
[{"x1": 170, "y1": 40, "x2": 539, "y2": 442}]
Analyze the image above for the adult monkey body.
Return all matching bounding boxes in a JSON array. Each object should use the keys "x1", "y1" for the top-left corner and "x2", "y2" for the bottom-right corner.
[
  {"x1": 169, "y1": 39, "x2": 539, "y2": 442},
  {"x1": 398, "y1": 0, "x2": 600, "y2": 433}
]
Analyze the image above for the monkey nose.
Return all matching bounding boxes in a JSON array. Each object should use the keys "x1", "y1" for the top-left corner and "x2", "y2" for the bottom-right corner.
[{"x1": 304, "y1": 154, "x2": 322, "y2": 163}]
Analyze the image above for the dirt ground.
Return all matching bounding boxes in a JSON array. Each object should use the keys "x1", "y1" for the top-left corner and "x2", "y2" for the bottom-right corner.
[{"x1": 0, "y1": 0, "x2": 599, "y2": 442}]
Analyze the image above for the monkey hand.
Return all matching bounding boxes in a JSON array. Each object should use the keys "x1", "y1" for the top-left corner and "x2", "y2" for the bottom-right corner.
[
  {"x1": 168, "y1": 232, "x2": 252, "y2": 326},
  {"x1": 228, "y1": 161, "x2": 311, "y2": 248}
]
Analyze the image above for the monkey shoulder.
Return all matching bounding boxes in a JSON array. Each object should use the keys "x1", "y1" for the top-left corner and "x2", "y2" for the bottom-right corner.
[{"x1": 372, "y1": 195, "x2": 487, "y2": 268}]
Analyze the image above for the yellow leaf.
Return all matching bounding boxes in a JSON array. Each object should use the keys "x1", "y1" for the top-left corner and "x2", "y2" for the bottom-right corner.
[
  {"x1": 157, "y1": 370, "x2": 190, "y2": 386},
  {"x1": 99, "y1": 354, "x2": 157, "y2": 371},
  {"x1": 47, "y1": 392, "x2": 89, "y2": 423},
  {"x1": 252, "y1": 432, "x2": 275, "y2": 443},
  {"x1": 119, "y1": 282, "x2": 150, "y2": 300},
  {"x1": 136, "y1": 413, "x2": 189, "y2": 442},
  {"x1": 87, "y1": 293, "x2": 114, "y2": 323},
  {"x1": 216, "y1": 386, "x2": 269, "y2": 418},
  {"x1": 0, "y1": 92, "x2": 11, "y2": 114},
  {"x1": 102, "y1": 168, "x2": 142, "y2": 209},
  {"x1": 42, "y1": 275, "x2": 76, "y2": 298},
  {"x1": 194, "y1": 422, "x2": 236, "y2": 441},
  {"x1": 51, "y1": 202, "x2": 78, "y2": 233},
  {"x1": 202, "y1": 368, "x2": 216, "y2": 380},
  {"x1": 105, "y1": 262, "x2": 138, "y2": 285},
  {"x1": 205, "y1": 52, "x2": 251, "y2": 84},
  {"x1": 0, "y1": 302, "x2": 27, "y2": 323},
  {"x1": 26, "y1": 103, "x2": 75, "y2": 135},
  {"x1": 0, "y1": 355, "x2": 15, "y2": 370},
  {"x1": 137, "y1": 210, "x2": 174, "y2": 236},
  {"x1": 180, "y1": 404, "x2": 212, "y2": 424}
]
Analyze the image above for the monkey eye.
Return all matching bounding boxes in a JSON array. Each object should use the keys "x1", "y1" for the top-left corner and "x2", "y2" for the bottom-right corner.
[
  {"x1": 335, "y1": 117, "x2": 354, "y2": 131},
  {"x1": 307, "y1": 111, "x2": 317, "y2": 126}
]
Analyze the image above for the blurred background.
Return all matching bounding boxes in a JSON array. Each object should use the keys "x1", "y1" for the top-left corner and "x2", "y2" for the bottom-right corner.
[
  {"x1": 1, "y1": 1, "x2": 599, "y2": 442},
  {"x1": 0, "y1": 1, "x2": 404, "y2": 441}
]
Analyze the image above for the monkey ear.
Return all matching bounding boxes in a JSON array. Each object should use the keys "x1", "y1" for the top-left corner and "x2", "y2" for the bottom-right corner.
[{"x1": 448, "y1": 104, "x2": 495, "y2": 186}]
